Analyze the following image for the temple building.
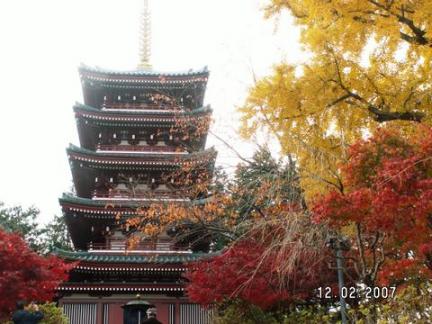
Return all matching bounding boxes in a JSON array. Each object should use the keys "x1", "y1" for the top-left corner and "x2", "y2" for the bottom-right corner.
[{"x1": 55, "y1": 2, "x2": 216, "y2": 323}]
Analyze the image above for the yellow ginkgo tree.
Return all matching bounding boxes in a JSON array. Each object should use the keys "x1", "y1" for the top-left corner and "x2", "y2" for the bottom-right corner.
[{"x1": 240, "y1": 0, "x2": 432, "y2": 201}]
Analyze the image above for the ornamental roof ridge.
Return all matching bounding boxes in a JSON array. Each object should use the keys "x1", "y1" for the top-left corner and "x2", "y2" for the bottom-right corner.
[
  {"x1": 67, "y1": 143, "x2": 217, "y2": 160},
  {"x1": 79, "y1": 63, "x2": 209, "y2": 77}
]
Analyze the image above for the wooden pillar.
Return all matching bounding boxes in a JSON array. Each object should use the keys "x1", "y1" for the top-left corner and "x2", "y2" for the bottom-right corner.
[
  {"x1": 96, "y1": 301, "x2": 103, "y2": 324},
  {"x1": 175, "y1": 300, "x2": 181, "y2": 324}
]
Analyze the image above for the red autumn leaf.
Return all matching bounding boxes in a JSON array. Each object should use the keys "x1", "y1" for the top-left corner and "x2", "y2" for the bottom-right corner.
[
  {"x1": 0, "y1": 229, "x2": 73, "y2": 319},
  {"x1": 313, "y1": 125, "x2": 432, "y2": 284},
  {"x1": 185, "y1": 240, "x2": 336, "y2": 309}
]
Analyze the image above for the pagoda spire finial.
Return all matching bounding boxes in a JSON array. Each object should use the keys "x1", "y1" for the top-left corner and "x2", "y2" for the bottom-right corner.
[{"x1": 138, "y1": 0, "x2": 152, "y2": 70}]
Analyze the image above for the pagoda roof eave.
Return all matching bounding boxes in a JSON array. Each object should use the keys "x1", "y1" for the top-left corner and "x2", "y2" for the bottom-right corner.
[
  {"x1": 74, "y1": 102, "x2": 213, "y2": 116},
  {"x1": 73, "y1": 263, "x2": 187, "y2": 272},
  {"x1": 79, "y1": 64, "x2": 209, "y2": 88},
  {"x1": 74, "y1": 103, "x2": 212, "y2": 124},
  {"x1": 53, "y1": 248, "x2": 214, "y2": 264},
  {"x1": 57, "y1": 282, "x2": 185, "y2": 293},
  {"x1": 59, "y1": 193, "x2": 210, "y2": 215},
  {"x1": 79, "y1": 63, "x2": 209, "y2": 78},
  {"x1": 67, "y1": 144, "x2": 217, "y2": 165}
]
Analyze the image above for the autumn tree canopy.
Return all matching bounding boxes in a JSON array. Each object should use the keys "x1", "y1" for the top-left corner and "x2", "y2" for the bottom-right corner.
[
  {"x1": 174, "y1": 149, "x2": 340, "y2": 312},
  {"x1": 186, "y1": 239, "x2": 337, "y2": 309},
  {"x1": 0, "y1": 228, "x2": 72, "y2": 319},
  {"x1": 125, "y1": 146, "x2": 304, "y2": 249},
  {"x1": 313, "y1": 125, "x2": 432, "y2": 287},
  {"x1": 240, "y1": 0, "x2": 432, "y2": 200}
]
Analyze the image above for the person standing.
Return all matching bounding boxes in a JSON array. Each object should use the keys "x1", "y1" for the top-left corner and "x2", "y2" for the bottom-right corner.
[
  {"x1": 142, "y1": 308, "x2": 162, "y2": 324},
  {"x1": 12, "y1": 301, "x2": 44, "y2": 324}
]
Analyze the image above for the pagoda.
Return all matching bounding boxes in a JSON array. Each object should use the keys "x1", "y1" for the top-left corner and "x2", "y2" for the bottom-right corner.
[{"x1": 55, "y1": 2, "x2": 216, "y2": 323}]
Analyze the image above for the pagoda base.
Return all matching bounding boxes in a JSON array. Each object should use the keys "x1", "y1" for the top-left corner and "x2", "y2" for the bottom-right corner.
[{"x1": 59, "y1": 293, "x2": 213, "y2": 324}]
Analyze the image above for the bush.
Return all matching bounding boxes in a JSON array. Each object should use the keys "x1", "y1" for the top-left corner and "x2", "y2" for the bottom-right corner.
[
  {"x1": 211, "y1": 299, "x2": 341, "y2": 324},
  {"x1": 37, "y1": 303, "x2": 68, "y2": 324},
  {"x1": 212, "y1": 300, "x2": 280, "y2": 324},
  {"x1": 0, "y1": 303, "x2": 68, "y2": 324}
]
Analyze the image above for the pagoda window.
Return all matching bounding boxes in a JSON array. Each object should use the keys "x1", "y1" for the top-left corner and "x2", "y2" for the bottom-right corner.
[
  {"x1": 147, "y1": 133, "x2": 158, "y2": 146},
  {"x1": 128, "y1": 133, "x2": 139, "y2": 145}
]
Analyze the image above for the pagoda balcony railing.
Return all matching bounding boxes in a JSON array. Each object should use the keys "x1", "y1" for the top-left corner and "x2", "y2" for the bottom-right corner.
[
  {"x1": 96, "y1": 144, "x2": 185, "y2": 153},
  {"x1": 102, "y1": 102, "x2": 182, "y2": 111},
  {"x1": 88, "y1": 241, "x2": 189, "y2": 253},
  {"x1": 92, "y1": 189, "x2": 188, "y2": 200}
]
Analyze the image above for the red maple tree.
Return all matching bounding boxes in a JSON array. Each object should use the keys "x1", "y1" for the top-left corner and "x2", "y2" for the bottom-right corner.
[
  {"x1": 185, "y1": 240, "x2": 336, "y2": 309},
  {"x1": 0, "y1": 229, "x2": 72, "y2": 318},
  {"x1": 313, "y1": 125, "x2": 432, "y2": 286}
]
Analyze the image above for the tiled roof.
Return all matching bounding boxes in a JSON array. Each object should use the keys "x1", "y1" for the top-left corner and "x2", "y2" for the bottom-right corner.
[
  {"x1": 54, "y1": 248, "x2": 212, "y2": 264},
  {"x1": 75, "y1": 102, "x2": 212, "y2": 116},
  {"x1": 59, "y1": 193, "x2": 209, "y2": 216},
  {"x1": 74, "y1": 103, "x2": 212, "y2": 125},
  {"x1": 67, "y1": 144, "x2": 217, "y2": 165},
  {"x1": 79, "y1": 65, "x2": 209, "y2": 88},
  {"x1": 79, "y1": 64, "x2": 209, "y2": 77},
  {"x1": 57, "y1": 282, "x2": 185, "y2": 293}
]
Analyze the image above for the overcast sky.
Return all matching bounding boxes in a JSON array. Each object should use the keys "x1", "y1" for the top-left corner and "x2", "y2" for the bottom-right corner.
[{"x1": 0, "y1": 0, "x2": 302, "y2": 222}]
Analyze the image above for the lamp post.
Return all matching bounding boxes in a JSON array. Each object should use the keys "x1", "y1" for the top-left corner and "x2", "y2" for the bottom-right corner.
[{"x1": 327, "y1": 236, "x2": 350, "y2": 324}]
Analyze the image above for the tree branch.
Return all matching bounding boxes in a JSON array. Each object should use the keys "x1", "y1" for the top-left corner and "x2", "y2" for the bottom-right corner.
[
  {"x1": 355, "y1": 223, "x2": 368, "y2": 282},
  {"x1": 208, "y1": 130, "x2": 253, "y2": 165},
  {"x1": 367, "y1": 0, "x2": 430, "y2": 46}
]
